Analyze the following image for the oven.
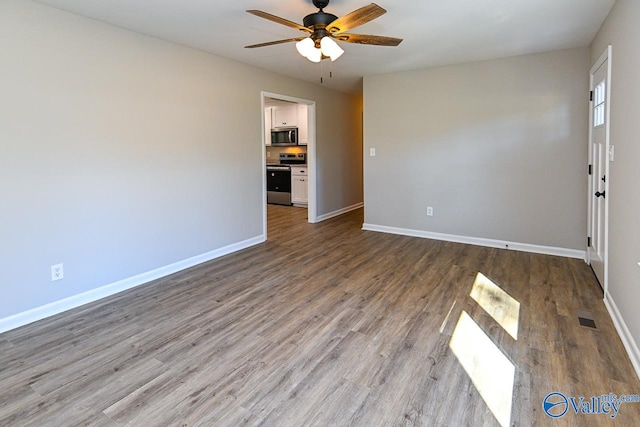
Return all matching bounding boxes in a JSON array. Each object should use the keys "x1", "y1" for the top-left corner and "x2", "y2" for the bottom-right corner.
[{"x1": 266, "y1": 165, "x2": 291, "y2": 205}]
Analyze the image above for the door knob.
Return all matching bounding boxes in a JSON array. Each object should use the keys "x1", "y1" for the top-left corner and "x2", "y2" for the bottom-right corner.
[{"x1": 595, "y1": 191, "x2": 606, "y2": 198}]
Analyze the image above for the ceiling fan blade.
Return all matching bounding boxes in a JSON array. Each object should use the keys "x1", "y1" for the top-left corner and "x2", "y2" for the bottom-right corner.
[
  {"x1": 334, "y1": 33, "x2": 402, "y2": 46},
  {"x1": 326, "y1": 3, "x2": 386, "y2": 35},
  {"x1": 247, "y1": 10, "x2": 312, "y2": 34},
  {"x1": 245, "y1": 37, "x2": 307, "y2": 49}
]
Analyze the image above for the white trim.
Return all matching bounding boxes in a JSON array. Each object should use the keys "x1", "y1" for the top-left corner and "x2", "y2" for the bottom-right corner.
[
  {"x1": 362, "y1": 223, "x2": 585, "y2": 259},
  {"x1": 604, "y1": 292, "x2": 640, "y2": 380},
  {"x1": 316, "y1": 202, "x2": 364, "y2": 223},
  {"x1": 261, "y1": 95, "x2": 268, "y2": 239},
  {"x1": 0, "y1": 235, "x2": 265, "y2": 334},
  {"x1": 261, "y1": 91, "x2": 318, "y2": 233},
  {"x1": 306, "y1": 102, "x2": 317, "y2": 224},
  {"x1": 586, "y1": 45, "x2": 612, "y2": 292}
]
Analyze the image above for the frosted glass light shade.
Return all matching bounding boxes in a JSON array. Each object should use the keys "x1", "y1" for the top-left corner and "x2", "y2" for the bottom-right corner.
[
  {"x1": 296, "y1": 38, "x2": 314, "y2": 57},
  {"x1": 296, "y1": 38, "x2": 322, "y2": 62},
  {"x1": 307, "y1": 46, "x2": 322, "y2": 62},
  {"x1": 320, "y1": 36, "x2": 344, "y2": 61}
]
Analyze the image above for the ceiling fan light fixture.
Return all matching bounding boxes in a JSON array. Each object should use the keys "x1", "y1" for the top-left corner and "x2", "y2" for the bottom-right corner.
[
  {"x1": 296, "y1": 37, "x2": 314, "y2": 56},
  {"x1": 306, "y1": 46, "x2": 322, "y2": 62},
  {"x1": 296, "y1": 37, "x2": 322, "y2": 62},
  {"x1": 247, "y1": 1, "x2": 402, "y2": 65},
  {"x1": 320, "y1": 36, "x2": 344, "y2": 61}
]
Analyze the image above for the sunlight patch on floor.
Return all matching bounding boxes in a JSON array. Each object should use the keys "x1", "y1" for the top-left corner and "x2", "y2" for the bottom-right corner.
[
  {"x1": 469, "y1": 272, "x2": 520, "y2": 340},
  {"x1": 449, "y1": 311, "x2": 515, "y2": 427}
]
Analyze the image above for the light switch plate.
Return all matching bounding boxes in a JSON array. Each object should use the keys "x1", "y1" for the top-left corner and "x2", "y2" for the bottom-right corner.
[{"x1": 369, "y1": 148, "x2": 376, "y2": 157}]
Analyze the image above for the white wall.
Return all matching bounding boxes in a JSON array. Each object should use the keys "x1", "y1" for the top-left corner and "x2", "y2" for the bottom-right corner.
[
  {"x1": 0, "y1": 1, "x2": 362, "y2": 323},
  {"x1": 363, "y1": 48, "x2": 589, "y2": 253},
  {"x1": 590, "y1": 0, "x2": 640, "y2": 375}
]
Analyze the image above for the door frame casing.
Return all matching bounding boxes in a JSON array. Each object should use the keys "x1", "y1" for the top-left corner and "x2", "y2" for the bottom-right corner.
[
  {"x1": 586, "y1": 45, "x2": 612, "y2": 295},
  {"x1": 261, "y1": 91, "x2": 317, "y2": 238}
]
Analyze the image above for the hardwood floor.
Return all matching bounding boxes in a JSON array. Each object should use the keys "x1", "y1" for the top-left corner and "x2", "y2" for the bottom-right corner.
[{"x1": 1, "y1": 205, "x2": 639, "y2": 426}]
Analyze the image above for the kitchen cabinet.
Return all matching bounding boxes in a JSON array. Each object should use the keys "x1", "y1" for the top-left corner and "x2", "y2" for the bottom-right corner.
[
  {"x1": 291, "y1": 166, "x2": 308, "y2": 206},
  {"x1": 267, "y1": 102, "x2": 307, "y2": 145},
  {"x1": 272, "y1": 105, "x2": 298, "y2": 127},
  {"x1": 264, "y1": 107, "x2": 272, "y2": 146},
  {"x1": 297, "y1": 104, "x2": 308, "y2": 145}
]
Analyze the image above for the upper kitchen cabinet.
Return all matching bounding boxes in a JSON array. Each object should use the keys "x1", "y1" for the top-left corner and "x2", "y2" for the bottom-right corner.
[
  {"x1": 264, "y1": 99, "x2": 307, "y2": 146},
  {"x1": 264, "y1": 107, "x2": 272, "y2": 146},
  {"x1": 297, "y1": 104, "x2": 308, "y2": 146},
  {"x1": 272, "y1": 104, "x2": 298, "y2": 128}
]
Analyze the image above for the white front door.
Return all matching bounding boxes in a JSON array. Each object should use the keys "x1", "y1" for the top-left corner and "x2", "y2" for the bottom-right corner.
[{"x1": 587, "y1": 46, "x2": 612, "y2": 290}]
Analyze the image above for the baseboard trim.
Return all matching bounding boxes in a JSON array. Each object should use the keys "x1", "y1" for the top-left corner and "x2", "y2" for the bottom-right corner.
[
  {"x1": 604, "y1": 292, "x2": 640, "y2": 380},
  {"x1": 361, "y1": 223, "x2": 585, "y2": 259},
  {"x1": 315, "y1": 202, "x2": 364, "y2": 223},
  {"x1": 0, "y1": 235, "x2": 265, "y2": 334}
]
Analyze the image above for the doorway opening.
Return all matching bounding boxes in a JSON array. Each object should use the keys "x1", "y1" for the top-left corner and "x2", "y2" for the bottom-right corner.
[
  {"x1": 261, "y1": 91, "x2": 317, "y2": 239},
  {"x1": 587, "y1": 45, "x2": 612, "y2": 294}
]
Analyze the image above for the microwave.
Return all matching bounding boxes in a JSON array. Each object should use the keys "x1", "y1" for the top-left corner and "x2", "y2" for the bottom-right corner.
[{"x1": 271, "y1": 127, "x2": 298, "y2": 146}]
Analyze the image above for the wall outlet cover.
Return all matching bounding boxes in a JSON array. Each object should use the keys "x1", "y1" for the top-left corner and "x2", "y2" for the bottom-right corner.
[{"x1": 51, "y1": 263, "x2": 64, "y2": 281}]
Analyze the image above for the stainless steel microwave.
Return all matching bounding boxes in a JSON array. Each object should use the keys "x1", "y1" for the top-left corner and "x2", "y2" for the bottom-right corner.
[{"x1": 271, "y1": 127, "x2": 298, "y2": 146}]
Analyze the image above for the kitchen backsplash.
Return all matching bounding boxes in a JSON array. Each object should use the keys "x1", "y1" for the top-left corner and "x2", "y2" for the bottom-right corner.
[{"x1": 266, "y1": 145, "x2": 307, "y2": 162}]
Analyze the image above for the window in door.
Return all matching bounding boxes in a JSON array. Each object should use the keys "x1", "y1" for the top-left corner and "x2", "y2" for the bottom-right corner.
[{"x1": 593, "y1": 80, "x2": 606, "y2": 127}]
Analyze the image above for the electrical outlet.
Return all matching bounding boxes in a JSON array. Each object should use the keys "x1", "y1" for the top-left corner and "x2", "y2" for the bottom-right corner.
[
  {"x1": 369, "y1": 148, "x2": 376, "y2": 157},
  {"x1": 51, "y1": 263, "x2": 64, "y2": 281},
  {"x1": 427, "y1": 207, "x2": 434, "y2": 216}
]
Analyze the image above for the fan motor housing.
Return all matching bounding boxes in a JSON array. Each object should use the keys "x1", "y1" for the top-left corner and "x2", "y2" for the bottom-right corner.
[
  {"x1": 303, "y1": 11, "x2": 338, "y2": 29},
  {"x1": 303, "y1": 11, "x2": 338, "y2": 44}
]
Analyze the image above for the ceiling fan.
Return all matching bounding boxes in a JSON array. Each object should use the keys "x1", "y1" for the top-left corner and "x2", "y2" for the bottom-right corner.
[{"x1": 245, "y1": 0, "x2": 402, "y2": 62}]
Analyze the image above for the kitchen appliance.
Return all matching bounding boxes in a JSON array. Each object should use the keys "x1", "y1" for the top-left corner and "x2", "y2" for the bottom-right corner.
[
  {"x1": 271, "y1": 127, "x2": 298, "y2": 146},
  {"x1": 267, "y1": 153, "x2": 307, "y2": 205},
  {"x1": 266, "y1": 165, "x2": 292, "y2": 205},
  {"x1": 279, "y1": 153, "x2": 306, "y2": 165}
]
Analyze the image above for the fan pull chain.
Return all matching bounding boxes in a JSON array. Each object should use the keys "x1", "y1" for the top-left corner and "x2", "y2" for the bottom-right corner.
[{"x1": 318, "y1": 60, "x2": 335, "y2": 84}]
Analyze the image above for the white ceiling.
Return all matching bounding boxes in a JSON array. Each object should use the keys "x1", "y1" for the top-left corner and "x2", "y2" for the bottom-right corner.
[{"x1": 36, "y1": 0, "x2": 615, "y2": 93}]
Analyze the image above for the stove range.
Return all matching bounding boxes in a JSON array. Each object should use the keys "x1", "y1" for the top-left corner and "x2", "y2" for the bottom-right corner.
[
  {"x1": 278, "y1": 153, "x2": 306, "y2": 165},
  {"x1": 266, "y1": 153, "x2": 306, "y2": 205}
]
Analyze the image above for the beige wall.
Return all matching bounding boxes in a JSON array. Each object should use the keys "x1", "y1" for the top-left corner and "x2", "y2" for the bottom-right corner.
[
  {"x1": 363, "y1": 48, "x2": 590, "y2": 251},
  {"x1": 591, "y1": 0, "x2": 640, "y2": 373},
  {"x1": 0, "y1": 0, "x2": 361, "y2": 320}
]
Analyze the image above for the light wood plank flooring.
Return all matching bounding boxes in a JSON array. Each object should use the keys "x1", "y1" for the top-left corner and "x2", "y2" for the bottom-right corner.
[{"x1": 1, "y1": 205, "x2": 639, "y2": 426}]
